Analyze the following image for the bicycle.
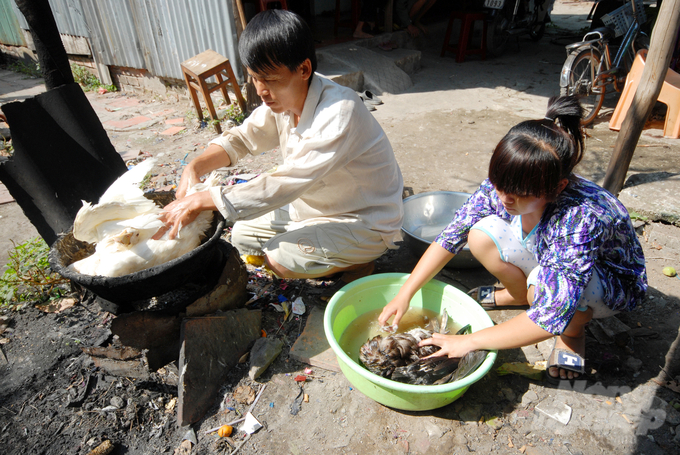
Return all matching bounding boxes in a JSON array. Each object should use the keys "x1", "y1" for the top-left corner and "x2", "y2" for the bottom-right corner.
[{"x1": 559, "y1": 0, "x2": 650, "y2": 125}]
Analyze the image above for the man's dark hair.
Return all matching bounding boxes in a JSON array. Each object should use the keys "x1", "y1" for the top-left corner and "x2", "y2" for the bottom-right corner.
[{"x1": 239, "y1": 9, "x2": 317, "y2": 76}]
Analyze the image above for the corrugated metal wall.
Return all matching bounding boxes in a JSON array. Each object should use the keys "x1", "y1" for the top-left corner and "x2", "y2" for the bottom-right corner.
[
  {"x1": 0, "y1": 0, "x2": 26, "y2": 46},
  {"x1": 5, "y1": 0, "x2": 242, "y2": 82},
  {"x1": 12, "y1": 0, "x2": 90, "y2": 37}
]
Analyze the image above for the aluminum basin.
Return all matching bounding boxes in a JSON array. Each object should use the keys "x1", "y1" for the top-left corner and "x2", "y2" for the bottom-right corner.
[{"x1": 402, "y1": 191, "x2": 481, "y2": 268}]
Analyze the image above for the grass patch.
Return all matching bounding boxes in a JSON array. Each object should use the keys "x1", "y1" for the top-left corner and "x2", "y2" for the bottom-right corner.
[
  {"x1": 7, "y1": 60, "x2": 41, "y2": 78},
  {"x1": 71, "y1": 63, "x2": 117, "y2": 92},
  {"x1": 0, "y1": 238, "x2": 69, "y2": 309}
]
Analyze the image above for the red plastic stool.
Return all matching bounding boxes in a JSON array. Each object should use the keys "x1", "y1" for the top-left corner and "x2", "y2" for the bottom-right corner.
[
  {"x1": 440, "y1": 11, "x2": 487, "y2": 63},
  {"x1": 334, "y1": 0, "x2": 360, "y2": 36},
  {"x1": 258, "y1": 0, "x2": 287, "y2": 11}
]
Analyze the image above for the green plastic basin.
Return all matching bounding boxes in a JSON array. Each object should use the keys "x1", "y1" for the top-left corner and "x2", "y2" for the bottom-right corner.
[{"x1": 324, "y1": 273, "x2": 497, "y2": 411}]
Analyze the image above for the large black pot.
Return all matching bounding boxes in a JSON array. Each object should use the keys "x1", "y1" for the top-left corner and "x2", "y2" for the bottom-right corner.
[{"x1": 48, "y1": 192, "x2": 227, "y2": 306}]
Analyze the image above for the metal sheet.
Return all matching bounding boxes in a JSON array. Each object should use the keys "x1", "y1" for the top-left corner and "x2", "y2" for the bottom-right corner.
[
  {"x1": 0, "y1": 0, "x2": 26, "y2": 46},
  {"x1": 81, "y1": 0, "x2": 243, "y2": 82},
  {"x1": 5, "y1": 0, "x2": 242, "y2": 82},
  {"x1": 11, "y1": 0, "x2": 90, "y2": 37}
]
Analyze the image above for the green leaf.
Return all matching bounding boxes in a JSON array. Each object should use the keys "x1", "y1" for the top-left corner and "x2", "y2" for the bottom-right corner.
[{"x1": 629, "y1": 211, "x2": 648, "y2": 221}]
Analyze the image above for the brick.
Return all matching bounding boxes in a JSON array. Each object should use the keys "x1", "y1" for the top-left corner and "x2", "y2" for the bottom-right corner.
[
  {"x1": 103, "y1": 115, "x2": 152, "y2": 129},
  {"x1": 177, "y1": 309, "x2": 262, "y2": 426},
  {"x1": 185, "y1": 245, "x2": 248, "y2": 317},
  {"x1": 149, "y1": 108, "x2": 176, "y2": 118},
  {"x1": 108, "y1": 98, "x2": 140, "y2": 108},
  {"x1": 160, "y1": 126, "x2": 185, "y2": 135},
  {"x1": 289, "y1": 305, "x2": 340, "y2": 372}
]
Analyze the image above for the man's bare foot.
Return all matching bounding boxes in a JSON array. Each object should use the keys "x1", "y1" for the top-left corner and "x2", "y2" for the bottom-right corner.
[
  {"x1": 406, "y1": 24, "x2": 420, "y2": 38},
  {"x1": 414, "y1": 20, "x2": 429, "y2": 36},
  {"x1": 548, "y1": 334, "x2": 586, "y2": 380},
  {"x1": 339, "y1": 261, "x2": 375, "y2": 283}
]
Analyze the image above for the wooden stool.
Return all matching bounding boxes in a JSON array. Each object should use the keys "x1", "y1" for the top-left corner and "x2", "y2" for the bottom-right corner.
[
  {"x1": 440, "y1": 11, "x2": 487, "y2": 63},
  {"x1": 180, "y1": 49, "x2": 246, "y2": 134}
]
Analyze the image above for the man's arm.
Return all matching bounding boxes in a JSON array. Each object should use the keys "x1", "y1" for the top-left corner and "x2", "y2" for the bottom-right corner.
[{"x1": 176, "y1": 144, "x2": 232, "y2": 199}]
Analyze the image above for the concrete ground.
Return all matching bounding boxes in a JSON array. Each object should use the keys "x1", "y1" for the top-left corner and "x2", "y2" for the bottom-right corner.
[{"x1": 1, "y1": 0, "x2": 680, "y2": 453}]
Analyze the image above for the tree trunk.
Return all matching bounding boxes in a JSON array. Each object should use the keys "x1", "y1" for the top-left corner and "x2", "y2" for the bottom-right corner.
[
  {"x1": 602, "y1": 0, "x2": 680, "y2": 195},
  {"x1": 14, "y1": 0, "x2": 74, "y2": 89}
]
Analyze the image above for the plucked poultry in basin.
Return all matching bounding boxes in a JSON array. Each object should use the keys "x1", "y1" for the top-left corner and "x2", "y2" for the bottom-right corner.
[{"x1": 359, "y1": 311, "x2": 487, "y2": 385}]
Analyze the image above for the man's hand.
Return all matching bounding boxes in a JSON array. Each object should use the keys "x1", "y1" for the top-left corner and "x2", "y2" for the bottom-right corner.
[
  {"x1": 176, "y1": 143, "x2": 232, "y2": 199},
  {"x1": 153, "y1": 191, "x2": 216, "y2": 240},
  {"x1": 175, "y1": 165, "x2": 202, "y2": 200}
]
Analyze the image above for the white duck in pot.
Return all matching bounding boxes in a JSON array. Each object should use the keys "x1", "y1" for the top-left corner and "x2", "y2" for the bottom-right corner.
[{"x1": 69, "y1": 159, "x2": 218, "y2": 277}]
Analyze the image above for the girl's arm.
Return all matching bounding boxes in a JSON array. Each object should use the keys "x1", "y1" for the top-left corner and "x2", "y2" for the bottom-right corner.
[
  {"x1": 378, "y1": 242, "x2": 454, "y2": 327},
  {"x1": 419, "y1": 312, "x2": 553, "y2": 358}
]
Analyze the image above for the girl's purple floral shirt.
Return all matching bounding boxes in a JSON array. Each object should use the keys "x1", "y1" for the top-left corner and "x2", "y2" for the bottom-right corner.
[{"x1": 434, "y1": 176, "x2": 648, "y2": 334}]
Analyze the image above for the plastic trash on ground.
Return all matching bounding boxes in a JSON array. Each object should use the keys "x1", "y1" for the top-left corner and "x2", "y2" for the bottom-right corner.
[{"x1": 240, "y1": 412, "x2": 262, "y2": 435}]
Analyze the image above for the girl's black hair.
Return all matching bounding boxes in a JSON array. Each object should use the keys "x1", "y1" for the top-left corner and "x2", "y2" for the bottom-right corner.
[
  {"x1": 489, "y1": 96, "x2": 585, "y2": 200},
  {"x1": 239, "y1": 9, "x2": 317, "y2": 76}
]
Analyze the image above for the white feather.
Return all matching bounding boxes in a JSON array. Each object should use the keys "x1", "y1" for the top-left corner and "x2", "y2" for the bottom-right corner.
[{"x1": 99, "y1": 158, "x2": 156, "y2": 204}]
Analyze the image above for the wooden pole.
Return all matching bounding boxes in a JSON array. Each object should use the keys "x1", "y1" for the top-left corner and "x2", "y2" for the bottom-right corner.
[
  {"x1": 232, "y1": 0, "x2": 261, "y2": 114},
  {"x1": 602, "y1": 0, "x2": 680, "y2": 196},
  {"x1": 234, "y1": 0, "x2": 247, "y2": 31}
]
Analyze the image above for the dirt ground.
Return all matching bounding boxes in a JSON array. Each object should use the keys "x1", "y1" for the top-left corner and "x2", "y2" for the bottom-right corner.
[{"x1": 2, "y1": 1, "x2": 680, "y2": 454}]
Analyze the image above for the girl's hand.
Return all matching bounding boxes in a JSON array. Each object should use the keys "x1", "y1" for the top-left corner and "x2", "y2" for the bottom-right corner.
[
  {"x1": 378, "y1": 294, "x2": 410, "y2": 327},
  {"x1": 419, "y1": 333, "x2": 477, "y2": 359}
]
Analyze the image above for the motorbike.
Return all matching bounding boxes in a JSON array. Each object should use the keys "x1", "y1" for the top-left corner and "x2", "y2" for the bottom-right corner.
[{"x1": 483, "y1": 0, "x2": 554, "y2": 57}]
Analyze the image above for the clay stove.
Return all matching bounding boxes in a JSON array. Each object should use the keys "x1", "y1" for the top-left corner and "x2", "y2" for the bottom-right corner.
[{"x1": 49, "y1": 199, "x2": 260, "y2": 426}]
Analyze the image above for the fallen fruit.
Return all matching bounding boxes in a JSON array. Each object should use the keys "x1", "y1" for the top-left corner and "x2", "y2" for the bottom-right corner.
[
  {"x1": 662, "y1": 266, "x2": 677, "y2": 277},
  {"x1": 218, "y1": 425, "x2": 233, "y2": 438},
  {"x1": 88, "y1": 440, "x2": 114, "y2": 455}
]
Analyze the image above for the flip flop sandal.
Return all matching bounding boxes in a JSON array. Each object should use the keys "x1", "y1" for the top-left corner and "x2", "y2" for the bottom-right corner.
[
  {"x1": 546, "y1": 338, "x2": 586, "y2": 385},
  {"x1": 467, "y1": 285, "x2": 529, "y2": 310},
  {"x1": 358, "y1": 94, "x2": 377, "y2": 111},
  {"x1": 363, "y1": 101, "x2": 377, "y2": 111},
  {"x1": 360, "y1": 90, "x2": 383, "y2": 105}
]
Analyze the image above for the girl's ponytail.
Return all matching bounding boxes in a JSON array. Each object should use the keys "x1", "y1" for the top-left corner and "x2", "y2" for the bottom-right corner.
[
  {"x1": 489, "y1": 95, "x2": 586, "y2": 200},
  {"x1": 545, "y1": 96, "x2": 584, "y2": 170}
]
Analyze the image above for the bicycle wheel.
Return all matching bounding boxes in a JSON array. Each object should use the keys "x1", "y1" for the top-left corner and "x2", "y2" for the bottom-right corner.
[
  {"x1": 486, "y1": 12, "x2": 510, "y2": 58},
  {"x1": 561, "y1": 48, "x2": 605, "y2": 126}
]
